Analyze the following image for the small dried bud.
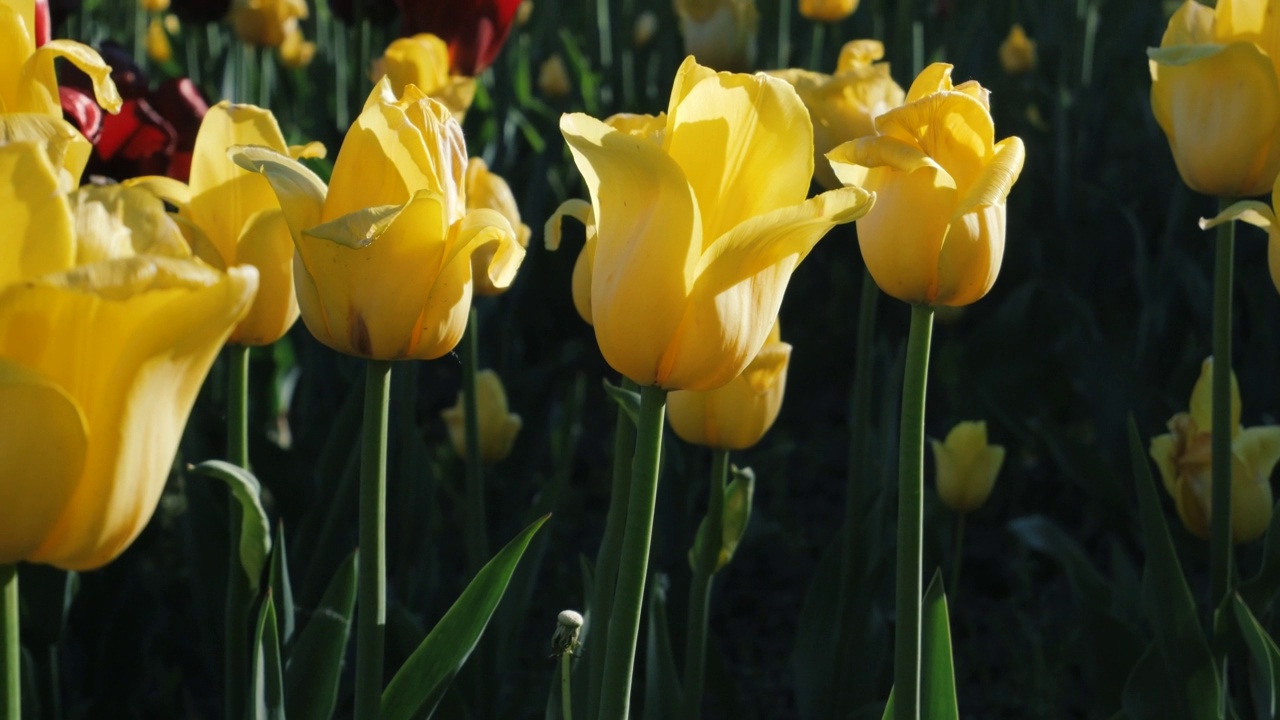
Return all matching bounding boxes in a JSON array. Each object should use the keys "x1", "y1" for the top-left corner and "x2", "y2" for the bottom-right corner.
[{"x1": 551, "y1": 609, "x2": 583, "y2": 657}]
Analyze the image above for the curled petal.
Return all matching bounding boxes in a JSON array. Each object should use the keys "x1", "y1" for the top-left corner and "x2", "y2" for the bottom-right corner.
[
  {"x1": 230, "y1": 144, "x2": 329, "y2": 249},
  {"x1": 19, "y1": 39, "x2": 123, "y2": 116}
]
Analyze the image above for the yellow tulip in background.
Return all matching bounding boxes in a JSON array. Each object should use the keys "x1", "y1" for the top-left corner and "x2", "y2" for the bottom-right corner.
[
  {"x1": 798, "y1": 0, "x2": 858, "y2": 23},
  {"x1": 146, "y1": 16, "x2": 171, "y2": 64},
  {"x1": 769, "y1": 39, "x2": 905, "y2": 189},
  {"x1": 279, "y1": 25, "x2": 316, "y2": 69},
  {"x1": 232, "y1": 79, "x2": 522, "y2": 361},
  {"x1": 932, "y1": 421, "x2": 1005, "y2": 513},
  {"x1": 667, "y1": 320, "x2": 790, "y2": 450},
  {"x1": 547, "y1": 56, "x2": 872, "y2": 391},
  {"x1": 999, "y1": 24, "x2": 1037, "y2": 75},
  {"x1": 1149, "y1": 0, "x2": 1280, "y2": 198},
  {"x1": 231, "y1": 0, "x2": 307, "y2": 47},
  {"x1": 442, "y1": 369, "x2": 523, "y2": 464},
  {"x1": 673, "y1": 0, "x2": 759, "y2": 72},
  {"x1": 1200, "y1": 161, "x2": 1280, "y2": 296},
  {"x1": 0, "y1": 141, "x2": 257, "y2": 570},
  {"x1": 829, "y1": 63, "x2": 1025, "y2": 307},
  {"x1": 466, "y1": 157, "x2": 530, "y2": 296},
  {"x1": 538, "y1": 54, "x2": 572, "y2": 99},
  {"x1": 373, "y1": 34, "x2": 476, "y2": 120},
  {"x1": 128, "y1": 102, "x2": 324, "y2": 346},
  {"x1": 1150, "y1": 358, "x2": 1280, "y2": 543}
]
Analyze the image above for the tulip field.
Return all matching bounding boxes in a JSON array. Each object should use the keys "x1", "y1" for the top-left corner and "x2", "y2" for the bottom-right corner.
[{"x1": 5, "y1": 0, "x2": 1280, "y2": 718}]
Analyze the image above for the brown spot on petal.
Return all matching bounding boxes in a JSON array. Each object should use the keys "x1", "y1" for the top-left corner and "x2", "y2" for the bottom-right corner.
[{"x1": 350, "y1": 312, "x2": 372, "y2": 357}]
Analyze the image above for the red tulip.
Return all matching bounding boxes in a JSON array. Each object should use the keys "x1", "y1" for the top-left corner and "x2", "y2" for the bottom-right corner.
[{"x1": 395, "y1": 0, "x2": 521, "y2": 75}]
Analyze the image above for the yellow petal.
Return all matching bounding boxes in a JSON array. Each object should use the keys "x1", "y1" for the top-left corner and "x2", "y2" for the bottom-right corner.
[
  {"x1": 853, "y1": 160, "x2": 956, "y2": 305},
  {"x1": 0, "y1": 113, "x2": 91, "y2": 190},
  {"x1": 546, "y1": 199, "x2": 598, "y2": 325},
  {"x1": 1216, "y1": 0, "x2": 1280, "y2": 66},
  {"x1": 875, "y1": 88, "x2": 995, "y2": 192},
  {"x1": 380, "y1": 34, "x2": 452, "y2": 98},
  {"x1": 168, "y1": 212, "x2": 226, "y2": 270},
  {"x1": 1160, "y1": 0, "x2": 1216, "y2": 47},
  {"x1": 1231, "y1": 425, "x2": 1280, "y2": 542},
  {"x1": 1150, "y1": 433, "x2": 1181, "y2": 498},
  {"x1": 69, "y1": 184, "x2": 192, "y2": 265},
  {"x1": 287, "y1": 141, "x2": 326, "y2": 160},
  {"x1": 1235, "y1": 425, "x2": 1280, "y2": 485},
  {"x1": 189, "y1": 102, "x2": 291, "y2": 265},
  {"x1": 0, "y1": 260, "x2": 256, "y2": 569},
  {"x1": 466, "y1": 158, "x2": 530, "y2": 296},
  {"x1": 666, "y1": 55, "x2": 718, "y2": 119},
  {"x1": 229, "y1": 144, "x2": 329, "y2": 249},
  {"x1": 0, "y1": 1, "x2": 36, "y2": 112},
  {"x1": 1189, "y1": 357, "x2": 1241, "y2": 435},
  {"x1": 560, "y1": 111, "x2": 701, "y2": 386},
  {"x1": 933, "y1": 421, "x2": 1004, "y2": 513},
  {"x1": 230, "y1": 208, "x2": 299, "y2": 346},
  {"x1": 0, "y1": 140, "x2": 75, "y2": 286},
  {"x1": 904, "y1": 63, "x2": 955, "y2": 103},
  {"x1": 18, "y1": 39, "x2": 123, "y2": 116},
  {"x1": 933, "y1": 202, "x2": 1006, "y2": 307},
  {"x1": 664, "y1": 66, "x2": 814, "y2": 243},
  {"x1": 667, "y1": 344, "x2": 788, "y2": 451},
  {"x1": 1199, "y1": 199, "x2": 1275, "y2": 233},
  {"x1": 738, "y1": 339, "x2": 791, "y2": 394},
  {"x1": 1174, "y1": 472, "x2": 1211, "y2": 539},
  {"x1": 0, "y1": 358, "x2": 88, "y2": 564},
  {"x1": 125, "y1": 175, "x2": 194, "y2": 211},
  {"x1": 660, "y1": 186, "x2": 871, "y2": 391}
]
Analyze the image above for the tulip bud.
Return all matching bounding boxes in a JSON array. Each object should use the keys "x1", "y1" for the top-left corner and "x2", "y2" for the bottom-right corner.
[
  {"x1": 538, "y1": 54, "x2": 572, "y2": 99},
  {"x1": 142, "y1": 0, "x2": 171, "y2": 11},
  {"x1": 674, "y1": 0, "x2": 758, "y2": 72},
  {"x1": 279, "y1": 25, "x2": 316, "y2": 69},
  {"x1": 688, "y1": 465, "x2": 755, "y2": 573},
  {"x1": 516, "y1": 0, "x2": 534, "y2": 26},
  {"x1": 799, "y1": 0, "x2": 859, "y2": 23},
  {"x1": 230, "y1": 0, "x2": 309, "y2": 47},
  {"x1": 146, "y1": 16, "x2": 172, "y2": 64},
  {"x1": 375, "y1": 33, "x2": 477, "y2": 121},
  {"x1": 931, "y1": 421, "x2": 1005, "y2": 513},
  {"x1": 999, "y1": 24, "x2": 1036, "y2": 75},
  {"x1": 633, "y1": 11, "x2": 658, "y2": 48},
  {"x1": 442, "y1": 370, "x2": 523, "y2": 465}
]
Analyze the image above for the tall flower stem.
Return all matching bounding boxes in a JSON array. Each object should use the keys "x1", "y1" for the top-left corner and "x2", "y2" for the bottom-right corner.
[
  {"x1": 597, "y1": 386, "x2": 667, "y2": 720},
  {"x1": 680, "y1": 449, "x2": 729, "y2": 720},
  {"x1": 588, "y1": 380, "x2": 638, "y2": 720},
  {"x1": 224, "y1": 344, "x2": 251, "y2": 720},
  {"x1": 562, "y1": 652, "x2": 574, "y2": 720},
  {"x1": 950, "y1": 513, "x2": 966, "y2": 596},
  {"x1": 461, "y1": 310, "x2": 490, "y2": 573},
  {"x1": 355, "y1": 360, "x2": 393, "y2": 720},
  {"x1": 1210, "y1": 196, "x2": 1235, "y2": 688},
  {"x1": 2, "y1": 565, "x2": 17, "y2": 720},
  {"x1": 894, "y1": 304, "x2": 935, "y2": 720}
]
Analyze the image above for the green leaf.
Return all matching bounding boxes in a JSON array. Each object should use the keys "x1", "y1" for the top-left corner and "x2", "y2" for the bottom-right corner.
[
  {"x1": 1233, "y1": 594, "x2": 1280, "y2": 717},
  {"x1": 688, "y1": 465, "x2": 755, "y2": 574},
  {"x1": 643, "y1": 575, "x2": 682, "y2": 720},
  {"x1": 873, "y1": 571, "x2": 958, "y2": 720},
  {"x1": 1121, "y1": 642, "x2": 1182, "y2": 720},
  {"x1": 602, "y1": 379, "x2": 641, "y2": 425},
  {"x1": 252, "y1": 594, "x2": 286, "y2": 720},
  {"x1": 1239, "y1": 499, "x2": 1280, "y2": 613},
  {"x1": 191, "y1": 459, "x2": 273, "y2": 591},
  {"x1": 285, "y1": 550, "x2": 358, "y2": 720},
  {"x1": 269, "y1": 523, "x2": 296, "y2": 646},
  {"x1": 1126, "y1": 418, "x2": 1220, "y2": 717},
  {"x1": 381, "y1": 514, "x2": 550, "y2": 720}
]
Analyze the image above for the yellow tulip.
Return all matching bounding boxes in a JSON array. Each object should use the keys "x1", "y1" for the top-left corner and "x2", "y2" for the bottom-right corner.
[
  {"x1": 768, "y1": 39, "x2": 905, "y2": 189},
  {"x1": 1149, "y1": 0, "x2": 1280, "y2": 198},
  {"x1": 931, "y1": 421, "x2": 1005, "y2": 513},
  {"x1": 0, "y1": 112, "x2": 98, "y2": 191},
  {"x1": 634, "y1": 11, "x2": 659, "y2": 49},
  {"x1": 538, "y1": 54, "x2": 572, "y2": 99},
  {"x1": 0, "y1": 0, "x2": 121, "y2": 117},
  {"x1": 546, "y1": 57, "x2": 872, "y2": 391},
  {"x1": 667, "y1": 320, "x2": 789, "y2": 450},
  {"x1": 674, "y1": 0, "x2": 758, "y2": 72},
  {"x1": 141, "y1": 0, "x2": 169, "y2": 11},
  {"x1": 279, "y1": 24, "x2": 315, "y2": 69},
  {"x1": 0, "y1": 140, "x2": 257, "y2": 570},
  {"x1": 1200, "y1": 154, "x2": 1280, "y2": 296},
  {"x1": 999, "y1": 24, "x2": 1037, "y2": 75},
  {"x1": 230, "y1": 0, "x2": 308, "y2": 48},
  {"x1": 465, "y1": 157, "x2": 530, "y2": 296},
  {"x1": 828, "y1": 63, "x2": 1025, "y2": 307},
  {"x1": 1150, "y1": 358, "x2": 1280, "y2": 543},
  {"x1": 146, "y1": 16, "x2": 171, "y2": 64},
  {"x1": 231, "y1": 79, "x2": 523, "y2": 361},
  {"x1": 441, "y1": 369, "x2": 523, "y2": 464},
  {"x1": 799, "y1": 0, "x2": 858, "y2": 23},
  {"x1": 373, "y1": 34, "x2": 476, "y2": 121}
]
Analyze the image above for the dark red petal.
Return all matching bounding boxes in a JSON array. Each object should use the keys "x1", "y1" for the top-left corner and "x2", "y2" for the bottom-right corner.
[
  {"x1": 149, "y1": 78, "x2": 209, "y2": 152},
  {"x1": 397, "y1": 0, "x2": 521, "y2": 75},
  {"x1": 60, "y1": 85, "x2": 102, "y2": 143},
  {"x1": 33, "y1": 0, "x2": 50, "y2": 46}
]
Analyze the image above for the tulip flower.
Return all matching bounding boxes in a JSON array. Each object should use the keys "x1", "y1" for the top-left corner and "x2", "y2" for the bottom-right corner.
[
  {"x1": 1149, "y1": 0, "x2": 1280, "y2": 198},
  {"x1": 999, "y1": 24, "x2": 1037, "y2": 75},
  {"x1": 0, "y1": 140, "x2": 257, "y2": 570},
  {"x1": 1150, "y1": 358, "x2": 1280, "y2": 543},
  {"x1": 142, "y1": 0, "x2": 169, "y2": 11},
  {"x1": 668, "y1": 320, "x2": 789, "y2": 450},
  {"x1": 279, "y1": 24, "x2": 315, "y2": 68},
  {"x1": 230, "y1": 0, "x2": 307, "y2": 47},
  {"x1": 674, "y1": 0, "x2": 758, "y2": 72},
  {"x1": 799, "y1": 0, "x2": 858, "y2": 23},
  {"x1": 466, "y1": 157, "x2": 530, "y2": 296},
  {"x1": 146, "y1": 16, "x2": 172, "y2": 63},
  {"x1": 931, "y1": 421, "x2": 1005, "y2": 513},
  {"x1": 1200, "y1": 172, "x2": 1280, "y2": 295},
  {"x1": 127, "y1": 102, "x2": 323, "y2": 346},
  {"x1": 538, "y1": 54, "x2": 571, "y2": 98},
  {"x1": 769, "y1": 39, "x2": 905, "y2": 189},
  {"x1": 396, "y1": 0, "x2": 521, "y2": 75},
  {"x1": 546, "y1": 56, "x2": 872, "y2": 391},
  {"x1": 372, "y1": 33, "x2": 475, "y2": 120},
  {"x1": 442, "y1": 369, "x2": 522, "y2": 464},
  {"x1": 0, "y1": 0, "x2": 121, "y2": 118},
  {"x1": 231, "y1": 78, "x2": 522, "y2": 360},
  {"x1": 828, "y1": 63, "x2": 1025, "y2": 307}
]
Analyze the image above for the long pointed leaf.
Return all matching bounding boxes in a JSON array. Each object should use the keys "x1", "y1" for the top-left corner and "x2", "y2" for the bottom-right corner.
[
  {"x1": 191, "y1": 459, "x2": 273, "y2": 592},
  {"x1": 269, "y1": 523, "x2": 296, "y2": 645},
  {"x1": 920, "y1": 570, "x2": 959, "y2": 720},
  {"x1": 252, "y1": 594, "x2": 286, "y2": 720},
  {"x1": 381, "y1": 514, "x2": 550, "y2": 720},
  {"x1": 285, "y1": 551, "x2": 358, "y2": 720},
  {"x1": 1233, "y1": 594, "x2": 1280, "y2": 718},
  {"x1": 642, "y1": 576, "x2": 682, "y2": 720}
]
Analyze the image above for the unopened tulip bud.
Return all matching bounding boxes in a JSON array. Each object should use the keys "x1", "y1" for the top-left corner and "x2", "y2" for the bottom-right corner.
[
  {"x1": 516, "y1": 0, "x2": 534, "y2": 26},
  {"x1": 932, "y1": 421, "x2": 1005, "y2": 513},
  {"x1": 688, "y1": 466, "x2": 756, "y2": 572},
  {"x1": 799, "y1": 0, "x2": 858, "y2": 23},
  {"x1": 146, "y1": 16, "x2": 172, "y2": 63},
  {"x1": 539, "y1": 54, "x2": 572, "y2": 98},
  {"x1": 999, "y1": 24, "x2": 1037, "y2": 75},
  {"x1": 442, "y1": 370, "x2": 523, "y2": 465}
]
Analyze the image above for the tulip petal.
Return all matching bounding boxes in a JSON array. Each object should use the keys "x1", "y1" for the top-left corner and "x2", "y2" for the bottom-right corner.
[
  {"x1": 874, "y1": 89, "x2": 995, "y2": 191},
  {"x1": 1235, "y1": 425, "x2": 1280, "y2": 478},
  {"x1": 288, "y1": 141, "x2": 326, "y2": 160},
  {"x1": 1216, "y1": 0, "x2": 1280, "y2": 62},
  {"x1": 1159, "y1": 0, "x2": 1216, "y2": 47},
  {"x1": 0, "y1": 2, "x2": 35, "y2": 113},
  {"x1": 739, "y1": 341, "x2": 791, "y2": 394},
  {"x1": 546, "y1": 199, "x2": 598, "y2": 324},
  {"x1": 0, "y1": 260, "x2": 256, "y2": 569},
  {"x1": 0, "y1": 358, "x2": 87, "y2": 564},
  {"x1": 666, "y1": 56, "x2": 718, "y2": 119},
  {"x1": 0, "y1": 139, "x2": 74, "y2": 286},
  {"x1": 1150, "y1": 433, "x2": 1181, "y2": 498},
  {"x1": 70, "y1": 184, "x2": 192, "y2": 264},
  {"x1": 125, "y1": 175, "x2": 194, "y2": 211},
  {"x1": 1189, "y1": 357, "x2": 1241, "y2": 435},
  {"x1": 954, "y1": 136, "x2": 1026, "y2": 216},
  {"x1": 230, "y1": 144, "x2": 329, "y2": 249},
  {"x1": 18, "y1": 39, "x2": 123, "y2": 116},
  {"x1": 934, "y1": 203, "x2": 1005, "y2": 306},
  {"x1": 904, "y1": 63, "x2": 954, "y2": 103},
  {"x1": 231, "y1": 208, "x2": 298, "y2": 345},
  {"x1": 169, "y1": 212, "x2": 227, "y2": 270},
  {"x1": 304, "y1": 204, "x2": 404, "y2": 249},
  {"x1": 665, "y1": 66, "x2": 813, "y2": 242},
  {"x1": 0, "y1": 113, "x2": 91, "y2": 190},
  {"x1": 1198, "y1": 200, "x2": 1275, "y2": 232},
  {"x1": 855, "y1": 161, "x2": 956, "y2": 305},
  {"x1": 660, "y1": 186, "x2": 871, "y2": 391},
  {"x1": 560, "y1": 111, "x2": 701, "y2": 386}
]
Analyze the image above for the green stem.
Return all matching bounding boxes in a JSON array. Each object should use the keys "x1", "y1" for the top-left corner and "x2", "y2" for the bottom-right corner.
[
  {"x1": 894, "y1": 305, "x2": 934, "y2": 720},
  {"x1": 355, "y1": 360, "x2": 392, "y2": 720},
  {"x1": 597, "y1": 385, "x2": 667, "y2": 720},
  {"x1": 225, "y1": 344, "x2": 250, "y2": 720},
  {"x1": 40, "y1": 645, "x2": 59, "y2": 720},
  {"x1": 1210, "y1": 195, "x2": 1235, "y2": 702},
  {"x1": 588, "y1": 379, "x2": 638, "y2": 720},
  {"x1": 562, "y1": 652, "x2": 574, "y2": 720},
  {"x1": 1, "y1": 565, "x2": 17, "y2": 720},
  {"x1": 950, "y1": 513, "x2": 966, "y2": 597},
  {"x1": 461, "y1": 311, "x2": 490, "y2": 573},
  {"x1": 680, "y1": 449, "x2": 729, "y2": 720},
  {"x1": 808, "y1": 22, "x2": 826, "y2": 71}
]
